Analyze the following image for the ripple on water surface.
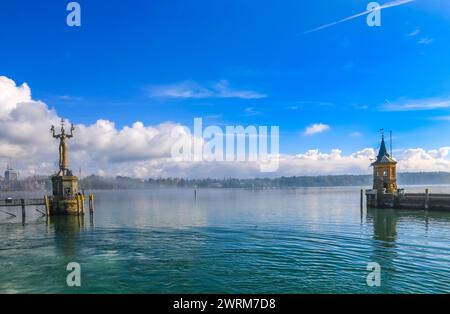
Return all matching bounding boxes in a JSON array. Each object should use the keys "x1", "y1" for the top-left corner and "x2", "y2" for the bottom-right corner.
[{"x1": 1, "y1": 188, "x2": 450, "y2": 293}]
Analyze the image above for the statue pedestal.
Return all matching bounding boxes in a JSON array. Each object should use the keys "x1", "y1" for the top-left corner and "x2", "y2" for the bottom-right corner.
[{"x1": 49, "y1": 175, "x2": 83, "y2": 215}]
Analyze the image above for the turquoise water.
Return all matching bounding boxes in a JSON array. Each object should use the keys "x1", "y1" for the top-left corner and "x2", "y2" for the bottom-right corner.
[{"x1": 1, "y1": 187, "x2": 450, "y2": 294}]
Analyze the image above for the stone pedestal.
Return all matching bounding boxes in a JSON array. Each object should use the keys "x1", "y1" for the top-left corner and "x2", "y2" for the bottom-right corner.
[{"x1": 49, "y1": 175, "x2": 82, "y2": 215}]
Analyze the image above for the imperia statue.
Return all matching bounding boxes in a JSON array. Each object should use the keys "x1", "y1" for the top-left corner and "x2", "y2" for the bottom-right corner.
[{"x1": 51, "y1": 118, "x2": 75, "y2": 176}]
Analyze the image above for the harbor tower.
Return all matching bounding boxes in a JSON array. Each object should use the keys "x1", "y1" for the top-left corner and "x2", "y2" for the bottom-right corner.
[
  {"x1": 366, "y1": 130, "x2": 450, "y2": 211},
  {"x1": 371, "y1": 131, "x2": 397, "y2": 193}
]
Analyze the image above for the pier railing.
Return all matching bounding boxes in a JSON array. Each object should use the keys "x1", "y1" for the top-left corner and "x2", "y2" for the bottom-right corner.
[
  {"x1": 365, "y1": 188, "x2": 450, "y2": 211},
  {"x1": 401, "y1": 193, "x2": 450, "y2": 197},
  {"x1": 0, "y1": 198, "x2": 45, "y2": 207}
]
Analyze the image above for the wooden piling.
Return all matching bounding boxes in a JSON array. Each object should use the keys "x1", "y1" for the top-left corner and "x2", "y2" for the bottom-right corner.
[
  {"x1": 425, "y1": 189, "x2": 430, "y2": 210},
  {"x1": 360, "y1": 189, "x2": 364, "y2": 209},
  {"x1": 89, "y1": 194, "x2": 94, "y2": 214},
  {"x1": 44, "y1": 195, "x2": 50, "y2": 216},
  {"x1": 360, "y1": 189, "x2": 364, "y2": 223},
  {"x1": 21, "y1": 199, "x2": 25, "y2": 222},
  {"x1": 81, "y1": 194, "x2": 85, "y2": 214},
  {"x1": 76, "y1": 194, "x2": 80, "y2": 215}
]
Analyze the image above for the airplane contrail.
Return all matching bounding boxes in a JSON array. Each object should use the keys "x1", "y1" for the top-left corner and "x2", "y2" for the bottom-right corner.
[{"x1": 304, "y1": 0, "x2": 414, "y2": 34}]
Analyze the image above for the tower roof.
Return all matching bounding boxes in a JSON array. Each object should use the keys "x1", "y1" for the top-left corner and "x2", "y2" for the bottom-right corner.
[{"x1": 372, "y1": 134, "x2": 396, "y2": 165}]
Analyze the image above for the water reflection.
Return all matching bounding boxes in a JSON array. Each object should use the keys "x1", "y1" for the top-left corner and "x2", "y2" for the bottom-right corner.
[
  {"x1": 47, "y1": 215, "x2": 92, "y2": 261},
  {"x1": 365, "y1": 208, "x2": 450, "y2": 293},
  {"x1": 368, "y1": 208, "x2": 450, "y2": 240},
  {"x1": 368, "y1": 209, "x2": 398, "y2": 245},
  {"x1": 365, "y1": 209, "x2": 400, "y2": 291}
]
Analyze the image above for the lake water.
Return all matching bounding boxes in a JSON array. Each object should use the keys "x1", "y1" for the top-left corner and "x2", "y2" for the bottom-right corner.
[{"x1": 1, "y1": 187, "x2": 449, "y2": 294}]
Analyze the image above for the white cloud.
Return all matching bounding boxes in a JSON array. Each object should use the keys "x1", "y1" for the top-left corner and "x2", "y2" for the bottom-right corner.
[
  {"x1": 0, "y1": 76, "x2": 189, "y2": 177},
  {"x1": 408, "y1": 28, "x2": 421, "y2": 37},
  {"x1": 406, "y1": 28, "x2": 434, "y2": 45},
  {"x1": 381, "y1": 97, "x2": 450, "y2": 111},
  {"x1": 0, "y1": 76, "x2": 32, "y2": 117},
  {"x1": 304, "y1": 123, "x2": 330, "y2": 135},
  {"x1": 418, "y1": 37, "x2": 435, "y2": 45},
  {"x1": 244, "y1": 107, "x2": 261, "y2": 116},
  {"x1": 398, "y1": 147, "x2": 450, "y2": 172},
  {"x1": 147, "y1": 80, "x2": 266, "y2": 99},
  {"x1": 2, "y1": 76, "x2": 450, "y2": 179}
]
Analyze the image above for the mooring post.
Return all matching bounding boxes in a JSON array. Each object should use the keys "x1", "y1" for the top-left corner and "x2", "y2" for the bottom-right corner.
[
  {"x1": 374, "y1": 191, "x2": 378, "y2": 207},
  {"x1": 360, "y1": 189, "x2": 364, "y2": 209},
  {"x1": 360, "y1": 189, "x2": 364, "y2": 223},
  {"x1": 89, "y1": 194, "x2": 94, "y2": 214},
  {"x1": 81, "y1": 194, "x2": 85, "y2": 214},
  {"x1": 21, "y1": 198, "x2": 25, "y2": 222},
  {"x1": 44, "y1": 195, "x2": 50, "y2": 216},
  {"x1": 425, "y1": 189, "x2": 430, "y2": 210},
  {"x1": 76, "y1": 194, "x2": 80, "y2": 215}
]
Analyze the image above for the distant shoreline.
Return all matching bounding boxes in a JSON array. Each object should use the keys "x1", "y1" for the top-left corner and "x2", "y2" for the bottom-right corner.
[{"x1": 2, "y1": 172, "x2": 450, "y2": 192}]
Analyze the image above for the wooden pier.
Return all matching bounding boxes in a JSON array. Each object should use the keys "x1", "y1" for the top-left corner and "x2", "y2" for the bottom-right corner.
[
  {"x1": 0, "y1": 197, "x2": 46, "y2": 221},
  {"x1": 0, "y1": 198, "x2": 45, "y2": 207},
  {"x1": 366, "y1": 189, "x2": 450, "y2": 211},
  {"x1": 0, "y1": 194, "x2": 93, "y2": 221}
]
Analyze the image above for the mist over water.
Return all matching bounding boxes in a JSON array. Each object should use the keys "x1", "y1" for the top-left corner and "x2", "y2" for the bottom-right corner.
[{"x1": 1, "y1": 187, "x2": 449, "y2": 293}]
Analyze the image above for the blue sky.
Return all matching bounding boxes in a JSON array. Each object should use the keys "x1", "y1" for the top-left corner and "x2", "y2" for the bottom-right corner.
[{"x1": 1, "y1": 0, "x2": 450, "y2": 158}]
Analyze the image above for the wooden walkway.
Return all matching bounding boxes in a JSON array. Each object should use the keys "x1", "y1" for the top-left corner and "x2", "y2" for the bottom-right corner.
[{"x1": 0, "y1": 197, "x2": 46, "y2": 220}]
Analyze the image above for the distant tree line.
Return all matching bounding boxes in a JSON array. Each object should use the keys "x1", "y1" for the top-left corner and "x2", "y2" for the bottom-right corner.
[
  {"x1": 3, "y1": 172, "x2": 450, "y2": 192},
  {"x1": 79, "y1": 172, "x2": 450, "y2": 190}
]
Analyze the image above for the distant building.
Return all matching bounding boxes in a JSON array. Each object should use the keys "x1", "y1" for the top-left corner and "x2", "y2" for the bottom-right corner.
[
  {"x1": 4, "y1": 164, "x2": 19, "y2": 182},
  {"x1": 371, "y1": 133, "x2": 397, "y2": 193}
]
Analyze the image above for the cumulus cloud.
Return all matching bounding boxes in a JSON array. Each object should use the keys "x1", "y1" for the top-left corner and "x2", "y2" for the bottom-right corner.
[
  {"x1": 1, "y1": 75, "x2": 450, "y2": 179},
  {"x1": 0, "y1": 76, "x2": 32, "y2": 117},
  {"x1": 0, "y1": 76, "x2": 188, "y2": 177},
  {"x1": 304, "y1": 123, "x2": 330, "y2": 135},
  {"x1": 398, "y1": 147, "x2": 450, "y2": 172}
]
